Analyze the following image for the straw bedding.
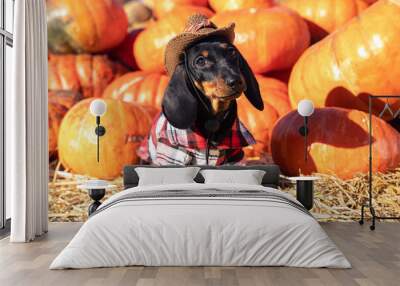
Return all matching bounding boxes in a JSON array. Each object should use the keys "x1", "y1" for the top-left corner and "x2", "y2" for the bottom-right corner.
[{"x1": 49, "y1": 164, "x2": 400, "y2": 222}]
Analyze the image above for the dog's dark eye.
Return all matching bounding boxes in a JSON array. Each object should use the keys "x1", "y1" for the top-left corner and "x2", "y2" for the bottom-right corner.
[{"x1": 195, "y1": 56, "x2": 206, "y2": 67}]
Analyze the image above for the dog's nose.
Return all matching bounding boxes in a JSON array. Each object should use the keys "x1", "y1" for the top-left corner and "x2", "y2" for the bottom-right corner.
[{"x1": 226, "y1": 78, "x2": 241, "y2": 88}]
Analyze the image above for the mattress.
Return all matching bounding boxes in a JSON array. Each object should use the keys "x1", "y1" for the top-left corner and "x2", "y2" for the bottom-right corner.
[{"x1": 50, "y1": 183, "x2": 351, "y2": 269}]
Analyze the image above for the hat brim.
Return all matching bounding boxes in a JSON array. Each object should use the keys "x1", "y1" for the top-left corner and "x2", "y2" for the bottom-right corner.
[{"x1": 164, "y1": 23, "x2": 235, "y2": 76}]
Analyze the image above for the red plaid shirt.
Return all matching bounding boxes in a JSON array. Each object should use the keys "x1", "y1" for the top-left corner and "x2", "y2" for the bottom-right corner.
[{"x1": 138, "y1": 113, "x2": 255, "y2": 165}]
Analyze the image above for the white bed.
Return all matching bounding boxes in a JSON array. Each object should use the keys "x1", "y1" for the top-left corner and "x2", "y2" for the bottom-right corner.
[{"x1": 50, "y1": 183, "x2": 351, "y2": 269}]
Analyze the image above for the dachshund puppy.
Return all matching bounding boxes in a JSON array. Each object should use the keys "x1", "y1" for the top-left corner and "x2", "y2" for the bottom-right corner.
[{"x1": 138, "y1": 37, "x2": 263, "y2": 165}]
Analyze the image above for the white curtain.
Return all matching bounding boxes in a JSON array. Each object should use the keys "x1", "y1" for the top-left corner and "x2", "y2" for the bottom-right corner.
[{"x1": 7, "y1": 0, "x2": 48, "y2": 242}]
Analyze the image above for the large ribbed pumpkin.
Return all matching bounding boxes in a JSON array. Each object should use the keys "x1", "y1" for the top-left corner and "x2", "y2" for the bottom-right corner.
[
  {"x1": 238, "y1": 76, "x2": 291, "y2": 157},
  {"x1": 209, "y1": 0, "x2": 275, "y2": 12},
  {"x1": 58, "y1": 99, "x2": 153, "y2": 179},
  {"x1": 271, "y1": 107, "x2": 400, "y2": 179},
  {"x1": 152, "y1": 0, "x2": 209, "y2": 17},
  {"x1": 280, "y1": 0, "x2": 369, "y2": 41},
  {"x1": 134, "y1": 6, "x2": 214, "y2": 72},
  {"x1": 47, "y1": 0, "x2": 128, "y2": 53},
  {"x1": 48, "y1": 54, "x2": 126, "y2": 98},
  {"x1": 103, "y1": 71, "x2": 169, "y2": 109},
  {"x1": 288, "y1": 0, "x2": 400, "y2": 121},
  {"x1": 212, "y1": 7, "x2": 310, "y2": 74}
]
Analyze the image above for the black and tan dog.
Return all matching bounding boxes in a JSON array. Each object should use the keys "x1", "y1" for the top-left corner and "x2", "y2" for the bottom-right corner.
[{"x1": 138, "y1": 14, "x2": 264, "y2": 165}]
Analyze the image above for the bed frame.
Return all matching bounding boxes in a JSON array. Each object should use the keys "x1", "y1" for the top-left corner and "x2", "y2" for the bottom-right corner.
[{"x1": 123, "y1": 164, "x2": 281, "y2": 189}]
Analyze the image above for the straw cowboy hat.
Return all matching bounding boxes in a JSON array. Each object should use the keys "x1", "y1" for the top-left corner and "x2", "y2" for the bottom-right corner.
[{"x1": 164, "y1": 13, "x2": 235, "y2": 76}]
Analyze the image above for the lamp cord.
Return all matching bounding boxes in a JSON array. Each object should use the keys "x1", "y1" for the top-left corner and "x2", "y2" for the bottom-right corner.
[
  {"x1": 96, "y1": 116, "x2": 100, "y2": 163},
  {"x1": 304, "y1": 116, "x2": 308, "y2": 162},
  {"x1": 97, "y1": 124, "x2": 100, "y2": 163}
]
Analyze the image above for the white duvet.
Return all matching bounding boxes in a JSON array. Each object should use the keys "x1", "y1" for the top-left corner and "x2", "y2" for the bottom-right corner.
[{"x1": 50, "y1": 183, "x2": 350, "y2": 269}]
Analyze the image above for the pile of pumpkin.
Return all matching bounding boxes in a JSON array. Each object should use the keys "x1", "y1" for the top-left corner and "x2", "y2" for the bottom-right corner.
[{"x1": 48, "y1": 0, "x2": 400, "y2": 181}]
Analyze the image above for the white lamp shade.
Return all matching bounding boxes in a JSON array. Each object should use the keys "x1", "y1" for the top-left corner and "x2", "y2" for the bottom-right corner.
[
  {"x1": 297, "y1": 99, "x2": 314, "y2": 117},
  {"x1": 90, "y1": 99, "x2": 107, "y2": 117}
]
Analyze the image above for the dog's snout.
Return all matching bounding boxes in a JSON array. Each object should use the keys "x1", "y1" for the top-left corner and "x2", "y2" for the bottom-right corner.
[{"x1": 226, "y1": 77, "x2": 242, "y2": 88}]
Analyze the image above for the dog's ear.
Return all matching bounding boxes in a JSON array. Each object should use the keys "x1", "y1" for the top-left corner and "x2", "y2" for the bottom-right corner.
[
  {"x1": 162, "y1": 64, "x2": 198, "y2": 129},
  {"x1": 239, "y1": 52, "x2": 264, "y2": 111}
]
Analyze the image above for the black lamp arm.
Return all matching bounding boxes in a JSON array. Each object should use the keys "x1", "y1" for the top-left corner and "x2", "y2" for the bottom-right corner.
[
  {"x1": 298, "y1": 116, "x2": 309, "y2": 162},
  {"x1": 94, "y1": 116, "x2": 106, "y2": 162}
]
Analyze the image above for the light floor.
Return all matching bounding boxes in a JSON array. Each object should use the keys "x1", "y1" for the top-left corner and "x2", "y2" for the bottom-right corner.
[{"x1": 0, "y1": 222, "x2": 399, "y2": 286}]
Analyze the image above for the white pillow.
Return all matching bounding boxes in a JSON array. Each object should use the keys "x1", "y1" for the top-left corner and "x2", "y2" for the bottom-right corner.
[
  {"x1": 200, "y1": 169, "x2": 266, "y2": 185},
  {"x1": 135, "y1": 167, "x2": 200, "y2": 186}
]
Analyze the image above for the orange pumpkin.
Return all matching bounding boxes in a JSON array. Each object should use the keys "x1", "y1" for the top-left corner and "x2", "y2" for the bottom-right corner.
[
  {"x1": 48, "y1": 54, "x2": 127, "y2": 98},
  {"x1": 209, "y1": 0, "x2": 275, "y2": 12},
  {"x1": 133, "y1": 6, "x2": 214, "y2": 72},
  {"x1": 256, "y1": 75, "x2": 291, "y2": 117},
  {"x1": 48, "y1": 91, "x2": 82, "y2": 154},
  {"x1": 288, "y1": 0, "x2": 400, "y2": 121},
  {"x1": 212, "y1": 7, "x2": 310, "y2": 74},
  {"x1": 152, "y1": 0, "x2": 209, "y2": 17},
  {"x1": 238, "y1": 75, "x2": 291, "y2": 157},
  {"x1": 47, "y1": 0, "x2": 128, "y2": 53},
  {"x1": 103, "y1": 71, "x2": 169, "y2": 109},
  {"x1": 271, "y1": 107, "x2": 400, "y2": 179},
  {"x1": 280, "y1": 0, "x2": 369, "y2": 42},
  {"x1": 58, "y1": 99, "x2": 153, "y2": 179},
  {"x1": 238, "y1": 100, "x2": 279, "y2": 157}
]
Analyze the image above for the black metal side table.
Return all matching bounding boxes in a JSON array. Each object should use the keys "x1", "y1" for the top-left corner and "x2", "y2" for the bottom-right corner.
[
  {"x1": 78, "y1": 181, "x2": 115, "y2": 216},
  {"x1": 288, "y1": 176, "x2": 319, "y2": 210}
]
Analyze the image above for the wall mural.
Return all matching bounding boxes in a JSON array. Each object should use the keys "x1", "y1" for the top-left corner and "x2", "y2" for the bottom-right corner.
[{"x1": 47, "y1": 0, "x2": 400, "y2": 222}]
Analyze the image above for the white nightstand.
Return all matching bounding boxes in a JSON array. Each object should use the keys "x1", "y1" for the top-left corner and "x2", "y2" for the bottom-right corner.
[
  {"x1": 288, "y1": 176, "x2": 319, "y2": 210},
  {"x1": 78, "y1": 180, "x2": 116, "y2": 216}
]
